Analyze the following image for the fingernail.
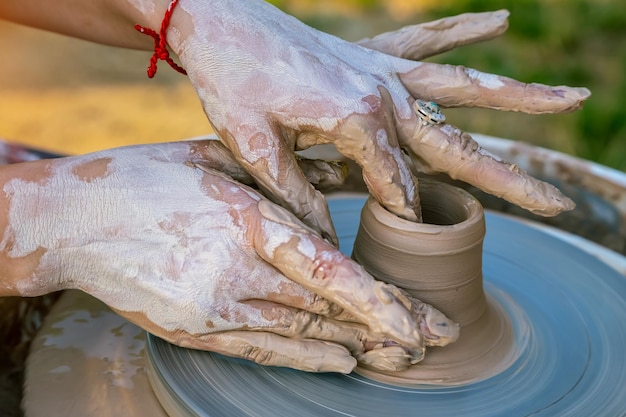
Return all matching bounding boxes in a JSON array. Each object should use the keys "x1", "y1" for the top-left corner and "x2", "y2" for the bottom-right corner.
[
  {"x1": 493, "y1": 9, "x2": 510, "y2": 19},
  {"x1": 557, "y1": 87, "x2": 591, "y2": 100}
]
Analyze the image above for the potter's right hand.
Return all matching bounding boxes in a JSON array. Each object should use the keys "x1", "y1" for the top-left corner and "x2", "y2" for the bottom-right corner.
[{"x1": 0, "y1": 140, "x2": 458, "y2": 373}]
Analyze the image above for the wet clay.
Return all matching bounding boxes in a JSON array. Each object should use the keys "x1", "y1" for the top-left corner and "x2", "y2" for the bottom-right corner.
[{"x1": 352, "y1": 179, "x2": 516, "y2": 385}]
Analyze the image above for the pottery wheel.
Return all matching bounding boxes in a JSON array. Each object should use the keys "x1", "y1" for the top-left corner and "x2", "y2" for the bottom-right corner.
[{"x1": 146, "y1": 197, "x2": 626, "y2": 417}]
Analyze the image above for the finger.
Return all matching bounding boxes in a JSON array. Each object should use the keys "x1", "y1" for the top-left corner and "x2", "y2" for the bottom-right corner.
[
  {"x1": 188, "y1": 140, "x2": 348, "y2": 192},
  {"x1": 188, "y1": 330, "x2": 358, "y2": 373},
  {"x1": 259, "y1": 274, "x2": 357, "y2": 323},
  {"x1": 187, "y1": 139, "x2": 253, "y2": 183},
  {"x1": 252, "y1": 199, "x2": 426, "y2": 350},
  {"x1": 295, "y1": 155, "x2": 348, "y2": 192},
  {"x1": 357, "y1": 10, "x2": 509, "y2": 61},
  {"x1": 239, "y1": 299, "x2": 421, "y2": 369},
  {"x1": 247, "y1": 264, "x2": 458, "y2": 348},
  {"x1": 397, "y1": 115, "x2": 575, "y2": 216},
  {"x1": 398, "y1": 63, "x2": 590, "y2": 113},
  {"x1": 215, "y1": 126, "x2": 339, "y2": 245},
  {"x1": 220, "y1": 254, "x2": 349, "y2": 319},
  {"x1": 383, "y1": 284, "x2": 460, "y2": 347},
  {"x1": 332, "y1": 87, "x2": 422, "y2": 222},
  {"x1": 176, "y1": 296, "x2": 415, "y2": 372}
]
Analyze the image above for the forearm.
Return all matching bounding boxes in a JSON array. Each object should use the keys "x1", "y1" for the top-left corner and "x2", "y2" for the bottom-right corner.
[{"x1": 0, "y1": 0, "x2": 172, "y2": 50}]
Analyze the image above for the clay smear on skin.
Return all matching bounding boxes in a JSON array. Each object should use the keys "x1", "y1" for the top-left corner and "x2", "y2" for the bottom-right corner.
[{"x1": 464, "y1": 68, "x2": 505, "y2": 89}]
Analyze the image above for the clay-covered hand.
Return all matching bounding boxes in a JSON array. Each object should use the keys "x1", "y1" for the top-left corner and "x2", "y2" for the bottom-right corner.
[
  {"x1": 3, "y1": 141, "x2": 458, "y2": 373},
  {"x1": 161, "y1": 1, "x2": 588, "y2": 242}
]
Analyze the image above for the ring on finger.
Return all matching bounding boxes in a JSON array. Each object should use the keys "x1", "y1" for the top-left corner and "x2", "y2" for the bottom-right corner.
[{"x1": 413, "y1": 99, "x2": 446, "y2": 126}]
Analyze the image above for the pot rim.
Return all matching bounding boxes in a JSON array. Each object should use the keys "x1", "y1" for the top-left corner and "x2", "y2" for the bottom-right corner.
[{"x1": 367, "y1": 178, "x2": 484, "y2": 235}]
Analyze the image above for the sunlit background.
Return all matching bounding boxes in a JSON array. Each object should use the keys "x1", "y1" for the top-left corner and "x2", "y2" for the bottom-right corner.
[{"x1": 0, "y1": 0, "x2": 624, "y2": 170}]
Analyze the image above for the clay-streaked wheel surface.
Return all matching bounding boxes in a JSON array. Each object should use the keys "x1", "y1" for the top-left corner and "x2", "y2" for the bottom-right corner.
[{"x1": 146, "y1": 197, "x2": 626, "y2": 417}]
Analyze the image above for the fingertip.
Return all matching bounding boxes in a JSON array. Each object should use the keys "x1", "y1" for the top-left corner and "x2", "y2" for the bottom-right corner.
[
  {"x1": 564, "y1": 196, "x2": 577, "y2": 211},
  {"x1": 529, "y1": 193, "x2": 576, "y2": 217},
  {"x1": 576, "y1": 87, "x2": 592, "y2": 100},
  {"x1": 358, "y1": 346, "x2": 416, "y2": 372},
  {"x1": 493, "y1": 9, "x2": 510, "y2": 20},
  {"x1": 557, "y1": 194, "x2": 576, "y2": 213},
  {"x1": 558, "y1": 86, "x2": 591, "y2": 107},
  {"x1": 331, "y1": 356, "x2": 358, "y2": 374},
  {"x1": 306, "y1": 340, "x2": 357, "y2": 375},
  {"x1": 481, "y1": 9, "x2": 509, "y2": 31}
]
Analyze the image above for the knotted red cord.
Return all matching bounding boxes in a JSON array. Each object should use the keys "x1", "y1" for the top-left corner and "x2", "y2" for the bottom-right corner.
[{"x1": 134, "y1": 0, "x2": 187, "y2": 78}]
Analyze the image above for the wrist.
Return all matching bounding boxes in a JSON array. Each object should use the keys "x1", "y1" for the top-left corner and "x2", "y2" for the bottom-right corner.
[
  {"x1": 0, "y1": 161, "x2": 70, "y2": 296},
  {"x1": 164, "y1": 0, "x2": 252, "y2": 66}
]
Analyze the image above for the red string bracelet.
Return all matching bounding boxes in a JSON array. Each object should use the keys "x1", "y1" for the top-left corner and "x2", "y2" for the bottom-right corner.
[{"x1": 134, "y1": 0, "x2": 187, "y2": 78}]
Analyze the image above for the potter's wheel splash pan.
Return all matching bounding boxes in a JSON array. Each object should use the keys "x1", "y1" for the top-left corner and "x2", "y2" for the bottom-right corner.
[{"x1": 146, "y1": 197, "x2": 626, "y2": 417}]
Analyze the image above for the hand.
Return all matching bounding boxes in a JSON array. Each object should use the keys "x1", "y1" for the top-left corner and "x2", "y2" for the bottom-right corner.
[
  {"x1": 164, "y1": 3, "x2": 588, "y2": 243},
  {"x1": 2, "y1": 140, "x2": 458, "y2": 373}
]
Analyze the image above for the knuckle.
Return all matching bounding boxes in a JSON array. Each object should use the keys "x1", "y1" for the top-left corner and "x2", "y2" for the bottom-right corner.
[
  {"x1": 310, "y1": 255, "x2": 339, "y2": 284},
  {"x1": 311, "y1": 294, "x2": 343, "y2": 317},
  {"x1": 289, "y1": 310, "x2": 319, "y2": 335},
  {"x1": 238, "y1": 344, "x2": 276, "y2": 365}
]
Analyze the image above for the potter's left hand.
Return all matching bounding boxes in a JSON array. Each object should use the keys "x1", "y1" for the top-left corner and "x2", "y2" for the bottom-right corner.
[
  {"x1": 0, "y1": 141, "x2": 458, "y2": 373},
  {"x1": 162, "y1": 1, "x2": 588, "y2": 242}
]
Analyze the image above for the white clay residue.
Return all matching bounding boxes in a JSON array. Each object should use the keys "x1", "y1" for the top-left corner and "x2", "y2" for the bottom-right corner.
[
  {"x1": 48, "y1": 365, "x2": 71, "y2": 374},
  {"x1": 464, "y1": 68, "x2": 505, "y2": 90},
  {"x1": 477, "y1": 146, "x2": 505, "y2": 163},
  {"x1": 257, "y1": 199, "x2": 319, "y2": 261},
  {"x1": 439, "y1": 123, "x2": 463, "y2": 138}
]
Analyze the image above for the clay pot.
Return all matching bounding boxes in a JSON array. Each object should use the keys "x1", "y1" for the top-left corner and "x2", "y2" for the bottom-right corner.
[{"x1": 352, "y1": 178, "x2": 515, "y2": 385}]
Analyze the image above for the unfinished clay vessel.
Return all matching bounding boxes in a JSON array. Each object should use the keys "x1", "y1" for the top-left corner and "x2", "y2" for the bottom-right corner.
[{"x1": 352, "y1": 178, "x2": 515, "y2": 385}]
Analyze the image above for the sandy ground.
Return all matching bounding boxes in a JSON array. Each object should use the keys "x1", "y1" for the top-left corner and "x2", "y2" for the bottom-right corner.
[{"x1": 0, "y1": 20, "x2": 211, "y2": 156}]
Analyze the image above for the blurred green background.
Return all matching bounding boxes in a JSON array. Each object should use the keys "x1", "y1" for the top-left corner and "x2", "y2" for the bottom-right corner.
[{"x1": 272, "y1": 0, "x2": 626, "y2": 171}]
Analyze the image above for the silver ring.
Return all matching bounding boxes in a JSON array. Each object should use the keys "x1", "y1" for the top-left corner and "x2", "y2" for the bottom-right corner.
[{"x1": 413, "y1": 99, "x2": 445, "y2": 126}]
